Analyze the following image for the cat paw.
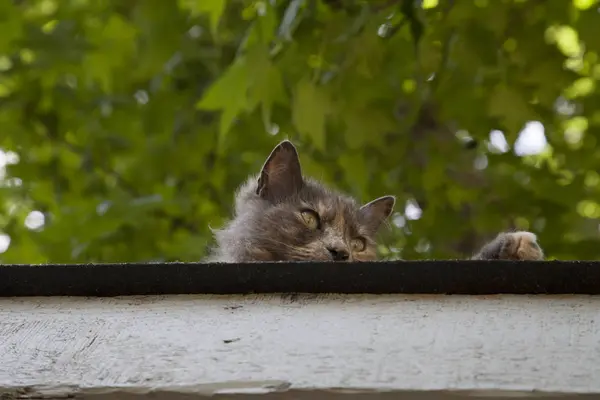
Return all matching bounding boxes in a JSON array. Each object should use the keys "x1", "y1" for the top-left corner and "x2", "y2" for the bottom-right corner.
[{"x1": 474, "y1": 231, "x2": 544, "y2": 261}]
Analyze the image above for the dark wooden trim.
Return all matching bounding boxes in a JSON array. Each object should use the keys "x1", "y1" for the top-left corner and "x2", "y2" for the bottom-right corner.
[{"x1": 1, "y1": 260, "x2": 599, "y2": 297}]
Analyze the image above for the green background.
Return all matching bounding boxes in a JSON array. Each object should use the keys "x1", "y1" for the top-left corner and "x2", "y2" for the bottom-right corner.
[{"x1": 1, "y1": 0, "x2": 600, "y2": 263}]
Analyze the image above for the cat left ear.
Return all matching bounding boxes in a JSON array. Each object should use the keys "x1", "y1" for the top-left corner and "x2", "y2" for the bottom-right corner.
[
  {"x1": 257, "y1": 140, "x2": 304, "y2": 202},
  {"x1": 359, "y1": 196, "x2": 395, "y2": 232}
]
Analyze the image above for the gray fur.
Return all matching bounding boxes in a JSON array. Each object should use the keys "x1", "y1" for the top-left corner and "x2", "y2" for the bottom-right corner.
[{"x1": 207, "y1": 141, "x2": 395, "y2": 263}]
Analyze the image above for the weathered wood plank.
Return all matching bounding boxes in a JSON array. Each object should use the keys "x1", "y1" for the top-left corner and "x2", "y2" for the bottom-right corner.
[{"x1": 1, "y1": 294, "x2": 599, "y2": 399}]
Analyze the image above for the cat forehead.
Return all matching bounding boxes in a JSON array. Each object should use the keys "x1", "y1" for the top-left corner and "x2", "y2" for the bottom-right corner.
[
  {"x1": 310, "y1": 195, "x2": 356, "y2": 217},
  {"x1": 298, "y1": 183, "x2": 361, "y2": 221}
]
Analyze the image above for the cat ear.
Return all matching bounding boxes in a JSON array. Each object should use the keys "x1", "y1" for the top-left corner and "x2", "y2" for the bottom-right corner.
[
  {"x1": 359, "y1": 195, "x2": 396, "y2": 232},
  {"x1": 256, "y1": 140, "x2": 304, "y2": 201}
]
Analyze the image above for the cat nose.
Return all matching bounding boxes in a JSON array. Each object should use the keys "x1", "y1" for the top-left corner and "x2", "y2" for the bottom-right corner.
[{"x1": 327, "y1": 247, "x2": 349, "y2": 261}]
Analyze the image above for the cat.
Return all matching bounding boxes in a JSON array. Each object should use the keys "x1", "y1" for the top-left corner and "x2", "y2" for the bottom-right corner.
[{"x1": 208, "y1": 140, "x2": 544, "y2": 262}]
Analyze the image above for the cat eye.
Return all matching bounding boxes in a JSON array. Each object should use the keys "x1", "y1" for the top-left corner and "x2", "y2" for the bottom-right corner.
[
  {"x1": 300, "y1": 209, "x2": 320, "y2": 230},
  {"x1": 350, "y1": 237, "x2": 366, "y2": 252}
]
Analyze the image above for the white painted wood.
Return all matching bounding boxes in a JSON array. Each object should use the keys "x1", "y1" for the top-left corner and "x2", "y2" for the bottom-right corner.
[{"x1": 1, "y1": 294, "x2": 600, "y2": 399}]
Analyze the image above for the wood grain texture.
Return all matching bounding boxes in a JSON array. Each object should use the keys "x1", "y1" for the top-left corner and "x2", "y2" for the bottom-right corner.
[{"x1": 1, "y1": 294, "x2": 600, "y2": 398}]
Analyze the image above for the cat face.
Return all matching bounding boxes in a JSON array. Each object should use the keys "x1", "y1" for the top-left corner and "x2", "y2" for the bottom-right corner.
[{"x1": 239, "y1": 140, "x2": 395, "y2": 262}]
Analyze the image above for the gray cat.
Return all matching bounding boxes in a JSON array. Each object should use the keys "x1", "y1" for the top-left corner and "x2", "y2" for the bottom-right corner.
[{"x1": 209, "y1": 140, "x2": 544, "y2": 262}]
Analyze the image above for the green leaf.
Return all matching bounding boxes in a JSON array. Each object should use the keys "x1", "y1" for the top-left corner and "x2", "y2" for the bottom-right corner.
[
  {"x1": 400, "y1": 0, "x2": 424, "y2": 46},
  {"x1": 197, "y1": 60, "x2": 248, "y2": 111},
  {"x1": 577, "y1": 9, "x2": 600, "y2": 53},
  {"x1": 197, "y1": 59, "x2": 250, "y2": 139},
  {"x1": 488, "y1": 85, "x2": 537, "y2": 139},
  {"x1": 339, "y1": 153, "x2": 368, "y2": 194},
  {"x1": 178, "y1": 0, "x2": 225, "y2": 35},
  {"x1": 292, "y1": 78, "x2": 330, "y2": 150},
  {"x1": 0, "y1": 2, "x2": 22, "y2": 53},
  {"x1": 246, "y1": 45, "x2": 287, "y2": 131},
  {"x1": 344, "y1": 109, "x2": 393, "y2": 149}
]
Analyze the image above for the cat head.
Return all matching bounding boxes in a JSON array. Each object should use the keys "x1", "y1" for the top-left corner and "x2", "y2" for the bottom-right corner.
[{"x1": 226, "y1": 140, "x2": 395, "y2": 262}]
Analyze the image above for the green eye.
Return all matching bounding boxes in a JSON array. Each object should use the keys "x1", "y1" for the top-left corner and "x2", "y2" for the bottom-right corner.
[
  {"x1": 351, "y1": 237, "x2": 366, "y2": 252},
  {"x1": 300, "y1": 210, "x2": 320, "y2": 230}
]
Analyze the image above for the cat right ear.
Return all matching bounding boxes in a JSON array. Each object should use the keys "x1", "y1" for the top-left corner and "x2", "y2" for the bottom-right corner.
[
  {"x1": 256, "y1": 140, "x2": 304, "y2": 201},
  {"x1": 359, "y1": 195, "x2": 396, "y2": 233}
]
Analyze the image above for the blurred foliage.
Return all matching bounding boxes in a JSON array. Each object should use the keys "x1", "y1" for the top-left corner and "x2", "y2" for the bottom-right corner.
[{"x1": 1, "y1": 0, "x2": 600, "y2": 263}]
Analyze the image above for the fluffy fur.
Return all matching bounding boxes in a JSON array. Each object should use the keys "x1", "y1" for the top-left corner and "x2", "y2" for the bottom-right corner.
[
  {"x1": 472, "y1": 231, "x2": 544, "y2": 260},
  {"x1": 208, "y1": 141, "x2": 395, "y2": 262},
  {"x1": 208, "y1": 140, "x2": 545, "y2": 262}
]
